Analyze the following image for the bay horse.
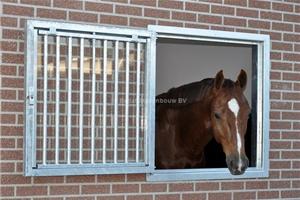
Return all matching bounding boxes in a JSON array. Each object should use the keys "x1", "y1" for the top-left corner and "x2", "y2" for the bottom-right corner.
[{"x1": 155, "y1": 70, "x2": 250, "y2": 175}]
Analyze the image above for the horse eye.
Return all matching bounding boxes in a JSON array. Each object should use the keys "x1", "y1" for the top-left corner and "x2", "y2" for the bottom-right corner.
[{"x1": 214, "y1": 112, "x2": 221, "y2": 119}]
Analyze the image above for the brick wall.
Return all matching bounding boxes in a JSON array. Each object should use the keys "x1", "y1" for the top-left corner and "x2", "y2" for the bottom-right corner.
[{"x1": 1, "y1": 0, "x2": 300, "y2": 199}]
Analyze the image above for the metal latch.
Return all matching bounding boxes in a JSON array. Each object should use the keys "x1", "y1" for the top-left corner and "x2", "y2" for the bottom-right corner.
[
  {"x1": 132, "y1": 35, "x2": 138, "y2": 42},
  {"x1": 27, "y1": 87, "x2": 35, "y2": 105}
]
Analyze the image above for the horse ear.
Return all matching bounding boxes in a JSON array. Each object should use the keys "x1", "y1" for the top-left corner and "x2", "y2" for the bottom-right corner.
[
  {"x1": 214, "y1": 70, "x2": 224, "y2": 90},
  {"x1": 236, "y1": 69, "x2": 247, "y2": 91}
]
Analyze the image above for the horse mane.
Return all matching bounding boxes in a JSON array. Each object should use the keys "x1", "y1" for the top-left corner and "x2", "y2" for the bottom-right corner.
[{"x1": 156, "y1": 78, "x2": 236, "y2": 107}]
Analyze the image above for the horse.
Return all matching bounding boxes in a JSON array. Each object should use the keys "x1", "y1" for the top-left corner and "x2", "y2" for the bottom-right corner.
[{"x1": 155, "y1": 70, "x2": 250, "y2": 175}]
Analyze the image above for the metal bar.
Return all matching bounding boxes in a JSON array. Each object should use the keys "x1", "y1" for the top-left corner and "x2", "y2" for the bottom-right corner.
[
  {"x1": 67, "y1": 37, "x2": 72, "y2": 164},
  {"x1": 79, "y1": 38, "x2": 84, "y2": 164},
  {"x1": 135, "y1": 43, "x2": 140, "y2": 162},
  {"x1": 125, "y1": 42, "x2": 130, "y2": 163},
  {"x1": 42, "y1": 35, "x2": 48, "y2": 165},
  {"x1": 91, "y1": 38, "x2": 96, "y2": 164},
  {"x1": 38, "y1": 30, "x2": 147, "y2": 43},
  {"x1": 114, "y1": 41, "x2": 119, "y2": 164},
  {"x1": 157, "y1": 34, "x2": 258, "y2": 45},
  {"x1": 55, "y1": 36, "x2": 60, "y2": 165},
  {"x1": 102, "y1": 40, "x2": 107, "y2": 164}
]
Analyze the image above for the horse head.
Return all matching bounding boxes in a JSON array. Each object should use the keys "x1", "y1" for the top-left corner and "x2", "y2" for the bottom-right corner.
[{"x1": 210, "y1": 70, "x2": 250, "y2": 175}]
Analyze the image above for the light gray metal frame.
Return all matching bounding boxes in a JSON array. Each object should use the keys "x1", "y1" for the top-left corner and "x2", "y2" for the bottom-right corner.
[
  {"x1": 147, "y1": 25, "x2": 270, "y2": 181},
  {"x1": 24, "y1": 20, "x2": 156, "y2": 176}
]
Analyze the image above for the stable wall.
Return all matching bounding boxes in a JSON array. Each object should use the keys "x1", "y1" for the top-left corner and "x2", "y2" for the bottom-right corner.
[{"x1": 1, "y1": 0, "x2": 300, "y2": 199}]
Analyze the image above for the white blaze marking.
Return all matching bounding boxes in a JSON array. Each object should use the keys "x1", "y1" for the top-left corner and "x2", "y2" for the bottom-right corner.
[{"x1": 228, "y1": 98, "x2": 243, "y2": 171}]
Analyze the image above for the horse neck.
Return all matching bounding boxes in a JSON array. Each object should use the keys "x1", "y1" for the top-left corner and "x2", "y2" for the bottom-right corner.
[{"x1": 176, "y1": 97, "x2": 214, "y2": 153}]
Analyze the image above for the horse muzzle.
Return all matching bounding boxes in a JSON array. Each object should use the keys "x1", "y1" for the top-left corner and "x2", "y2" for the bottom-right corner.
[{"x1": 226, "y1": 154, "x2": 249, "y2": 175}]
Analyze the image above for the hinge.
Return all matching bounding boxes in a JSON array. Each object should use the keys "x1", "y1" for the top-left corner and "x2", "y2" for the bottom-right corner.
[
  {"x1": 27, "y1": 87, "x2": 35, "y2": 106},
  {"x1": 132, "y1": 35, "x2": 138, "y2": 42}
]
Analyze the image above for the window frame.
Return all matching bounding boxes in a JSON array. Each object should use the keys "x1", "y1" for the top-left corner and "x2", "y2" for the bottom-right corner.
[
  {"x1": 147, "y1": 25, "x2": 270, "y2": 181},
  {"x1": 24, "y1": 20, "x2": 157, "y2": 176},
  {"x1": 24, "y1": 20, "x2": 270, "y2": 180}
]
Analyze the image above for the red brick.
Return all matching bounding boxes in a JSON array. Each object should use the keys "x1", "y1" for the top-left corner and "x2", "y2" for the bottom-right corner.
[
  {"x1": 182, "y1": 193, "x2": 206, "y2": 200},
  {"x1": 131, "y1": 0, "x2": 156, "y2": 7},
  {"x1": 198, "y1": 14, "x2": 222, "y2": 24},
  {"x1": 50, "y1": 185, "x2": 79, "y2": 195},
  {"x1": 246, "y1": 181, "x2": 268, "y2": 189},
  {"x1": 284, "y1": 14, "x2": 300, "y2": 23},
  {"x1": 272, "y1": 22, "x2": 293, "y2": 32},
  {"x1": 141, "y1": 184, "x2": 167, "y2": 193},
  {"x1": 127, "y1": 174, "x2": 146, "y2": 182},
  {"x1": 271, "y1": 121, "x2": 291, "y2": 129},
  {"x1": 270, "y1": 52, "x2": 281, "y2": 60},
  {"x1": 1, "y1": 41, "x2": 18, "y2": 52},
  {"x1": 0, "y1": 137, "x2": 15, "y2": 147},
  {"x1": 127, "y1": 195, "x2": 152, "y2": 200},
  {"x1": 224, "y1": 17, "x2": 246, "y2": 27},
  {"x1": 233, "y1": 192, "x2": 256, "y2": 200},
  {"x1": 185, "y1": 2, "x2": 209, "y2": 12},
  {"x1": 261, "y1": 31, "x2": 281, "y2": 41},
  {"x1": 271, "y1": 101, "x2": 291, "y2": 111},
  {"x1": 236, "y1": 8, "x2": 258, "y2": 18},
  {"x1": 169, "y1": 183, "x2": 193, "y2": 192},
  {"x1": 260, "y1": 11, "x2": 282, "y2": 21},
  {"x1": 248, "y1": 20, "x2": 270, "y2": 29},
  {"x1": 112, "y1": 184, "x2": 139, "y2": 193},
  {"x1": 211, "y1": 5, "x2": 234, "y2": 15},
  {"x1": 0, "y1": 150, "x2": 23, "y2": 160},
  {"x1": 172, "y1": 11, "x2": 196, "y2": 22},
  {"x1": 270, "y1": 180, "x2": 291, "y2": 188},
  {"x1": 21, "y1": 0, "x2": 51, "y2": 6},
  {"x1": 158, "y1": 0, "x2": 183, "y2": 9},
  {"x1": 271, "y1": 82, "x2": 292, "y2": 91},
  {"x1": 2, "y1": 77, "x2": 24, "y2": 88},
  {"x1": 284, "y1": 53, "x2": 300, "y2": 62},
  {"x1": 1, "y1": 17, "x2": 18, "y2": 27},
  {"x1": 100, "y1": 15, "x2": 128, "y2": 26},
  {"x1": 195, "y1": 182, "x2": 219, "y2": 191},
  {"x1": 53, "y1": 0, "x2": 83, "y2": 10},
  {"x1": 129, "y1": 18, "x2": 155, "y2": 28},
  {"x1": 1, "y1": 174, "x2": 30, "y2": 185},
  {"x1": 224, "y1": 0, "x2": 246, "y2": 6},
  {"x1": 284, "y1": 33, "x2": 300, "y2": 42},
  {"x1": 81, "y1": 185, "x2": 110, "y2": 194},
  {"x1": 272, "y1": 2, "x2": 294, "y2": 12},
  {"x1": 66, "y1": 197, "x2": 93, "y2": 200},
  {"x1": 185, "y1": 23, "x2": 209, "y2": 29},
  {"x1": 155, "y1": 194, "x2": 180, "y2": 200},
  {"x1": 272, "y1": 62, "x2": 292, "y2": 71},
  {"x1": 2, "y1": 54, "x2": 24, "y2": 64},
  {"x1": 0, "y1": 126, "x2": 23, "y2": 136},
  {"x1": 85, "y1": 2, "x2": 113, "y2": 13},
  {"x1": 158, "y1": 20, "x2": 183, "y2": 27},
  {"x1": 37, "y1": 8, "x2": 67, "y2": 20},
  {"x1": 0, "y1": 162, "x2": 15, "y2": 172},
  {"x1": 208, "y1": 192, "x2": 232, "y2": 200},
  {"x1": 221, "y1": 182, "x2": 244, "y2": 190},
  {"x1": 69, "y1": 11, "x2": 98, "y2": 23},
  {"x1": 271, "y1": 141, "x2": 292, "y2": 149},
  {"x1": 3, "y1": 4, "x2": 34, "y2": 16},
  {"x1": 116, "y1": 5, "x2": 142, "y2": 16},
  {"x1": 3, "y1": 29, "x2": 24, "y2": 40},
  {"x1": 97, "y1": 196, "x2": 124, "y2": 200},
  {"x1": 272, "y1": 42, "x2": 293, "y2": 51},
  {"x1": 249, "y1": 0, "x2": 271, "y2": 9},
  {"x1": 282, "y1": 171, "x2": 300, "y2": 178},
  {"x1": 282, "y1": 190, "x2": 300, "y2": 198},
  {"x1": 1, "y1": 186, "x2": 14, "y2": 197},
  {"x1": 66, "y1": 176, "x2": 95, "y2": 183},
  {"x1": 282, "y1": 151, "x2": 300, "y2": 159},
  {"x1": 257, "y1": 191, "x2": 279, "y2": 199},
  {"x1": 144, "y1": 8, "x2": 170, "y2": 19},
  {"x1": 97, "y1": 174, "x2": 125, "y2": 182},
  {"x1": 34, "y1": 176, "x2": 64, "y2": 184},
  {"x1": 16, "y1": 186, "x2": 48, "y2": 196}
]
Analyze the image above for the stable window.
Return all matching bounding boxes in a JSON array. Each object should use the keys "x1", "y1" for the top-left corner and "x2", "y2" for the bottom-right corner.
[
  {"x1": 24, "y1": 20, "x2": 156, "y2": 176},
  {"x1": 25, "y1": 20, "x2": 269, "y2": 180}
]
